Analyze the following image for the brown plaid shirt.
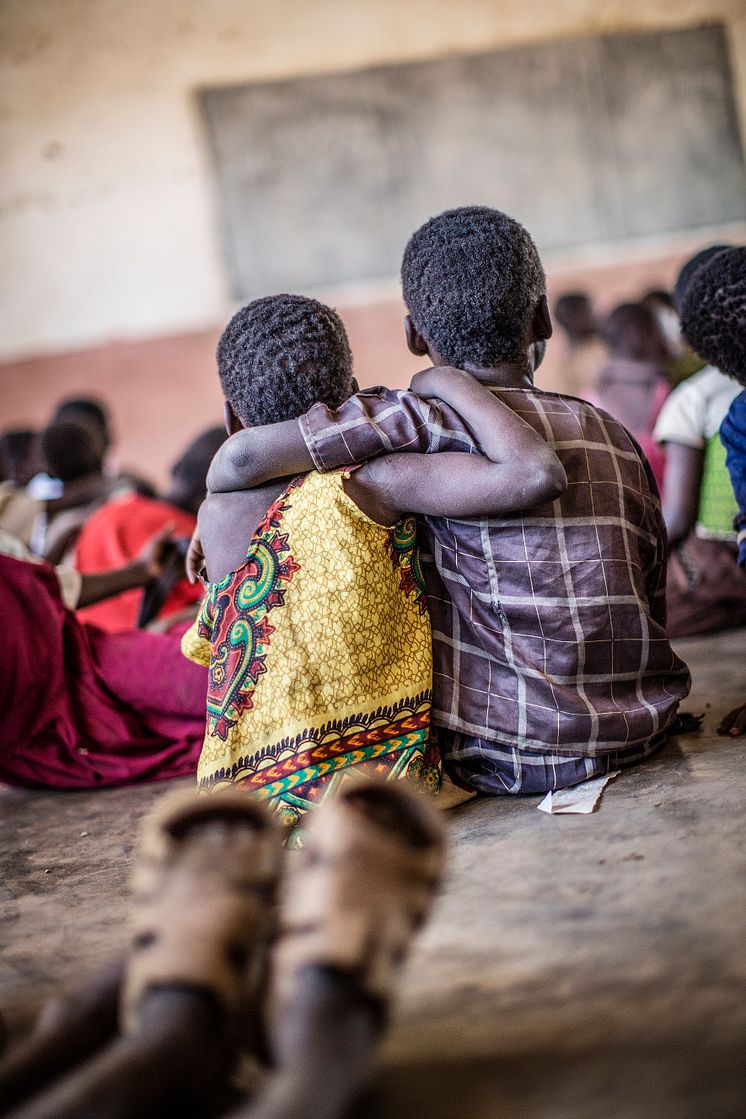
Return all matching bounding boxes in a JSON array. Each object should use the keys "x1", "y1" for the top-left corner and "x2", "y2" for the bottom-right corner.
[{"x1": 300, "y1": 386, "x2": 691, "y2": 757}]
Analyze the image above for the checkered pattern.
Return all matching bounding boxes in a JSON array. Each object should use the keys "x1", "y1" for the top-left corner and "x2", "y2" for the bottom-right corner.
[
  {"x1": 437, "y1": 728, "x2": 664, "y2": 796},
  {"x1": 301, "y1": 386, "x2": 691, "y2": 757}
]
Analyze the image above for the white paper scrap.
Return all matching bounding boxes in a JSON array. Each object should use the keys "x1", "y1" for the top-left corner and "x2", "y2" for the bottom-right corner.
[{"x1": 537, "y1": 771, "x2": 621, "y2": 815}]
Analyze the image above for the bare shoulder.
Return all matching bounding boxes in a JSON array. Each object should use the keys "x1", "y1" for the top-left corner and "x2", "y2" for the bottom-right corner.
[{"x1": 199, "y1": 484, "x2": 286, "y2": 583}]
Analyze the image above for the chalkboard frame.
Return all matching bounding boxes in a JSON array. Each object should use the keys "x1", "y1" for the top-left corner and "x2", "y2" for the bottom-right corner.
[{"x1": 199, "y1": 22, "x2": 746, "y2": 300}]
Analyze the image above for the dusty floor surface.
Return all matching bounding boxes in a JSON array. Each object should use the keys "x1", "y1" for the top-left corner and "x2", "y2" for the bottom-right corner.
[{"x1": 1, "y1": 628, "x2": 745, "y2": 1117}]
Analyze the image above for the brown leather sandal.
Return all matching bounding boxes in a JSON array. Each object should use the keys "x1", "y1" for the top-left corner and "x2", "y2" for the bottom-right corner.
[
  {"x1": 273, "y1": 781, "x2": 446, "y2": 1013},
  {"x1": 121, "y1": 789, "x2": 282, "y2": 1036}
]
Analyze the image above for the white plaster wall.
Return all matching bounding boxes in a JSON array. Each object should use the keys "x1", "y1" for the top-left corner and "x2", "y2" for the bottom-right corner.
[{"x1": 1, "y1": 0, "x2": 745, "y2": 360}]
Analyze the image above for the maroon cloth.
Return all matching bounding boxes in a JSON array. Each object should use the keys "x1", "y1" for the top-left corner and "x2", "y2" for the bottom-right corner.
[
  {"x1": 666, "y1": 534, "x2": 746, "y2": 638},
  {"x1": 0, "y1": 554, "x2": 207, "y2": 788}
]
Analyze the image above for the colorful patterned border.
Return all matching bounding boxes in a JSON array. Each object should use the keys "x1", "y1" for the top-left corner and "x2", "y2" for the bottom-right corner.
[{"x1": 198, "y1": 691, "x2": 433, "y2": 794}]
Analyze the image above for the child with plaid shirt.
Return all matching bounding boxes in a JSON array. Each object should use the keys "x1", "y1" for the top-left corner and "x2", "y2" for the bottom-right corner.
[{"x1": 204, "y1": 207, "x2": 691, "y2": 795}]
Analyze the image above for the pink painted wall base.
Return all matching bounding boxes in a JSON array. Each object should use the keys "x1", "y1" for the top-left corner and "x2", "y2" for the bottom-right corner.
[{"x1": 0, "y1": 250, "x2": 696, "y2": 486}]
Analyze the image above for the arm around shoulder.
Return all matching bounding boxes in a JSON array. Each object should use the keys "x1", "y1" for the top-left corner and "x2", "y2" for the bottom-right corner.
[
  {"x1": 206, "y1": 419, "x2": 313, "y2": 493},
  {"x1": 404, "y1": 367, "x2": 567, "y2": 514},
  {"x1": 361, "y1": 447, "x2": 565, "y2": 521}
]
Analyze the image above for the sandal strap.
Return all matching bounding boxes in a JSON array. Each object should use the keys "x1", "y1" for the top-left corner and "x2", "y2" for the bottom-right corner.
[
  {"x1": 122, "y1": 790, "x2": 281, "y2": 1032},
  {"x1": 274, "y1": 783, "x2": 445, "y2": 1005}
]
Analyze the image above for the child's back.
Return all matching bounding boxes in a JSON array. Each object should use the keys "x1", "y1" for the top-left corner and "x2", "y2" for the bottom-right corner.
[
  {"x1": 185, "y1": 469, "x2": 436, "y2": 832},
  {"x1": 184, "y1": 293, "x2": 565, "y2": 831},
  {"x1": 207, "y1": 209, "x2": 692, "y2": 796},
  {"x1": 303, "y1": 379, "x2": 690, "y2": 779}
]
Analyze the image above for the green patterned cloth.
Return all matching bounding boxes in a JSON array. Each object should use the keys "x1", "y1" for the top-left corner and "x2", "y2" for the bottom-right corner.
[{"x1": 697, "y1": 433, "x2": 739, "y2": 539}]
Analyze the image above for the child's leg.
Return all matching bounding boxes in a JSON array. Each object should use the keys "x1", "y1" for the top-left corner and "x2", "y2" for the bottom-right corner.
[
  {"x1": 2, "y1": 791, "x2": 282, "y2": 1119},
  {"x1": 0, "y1": 965, "x2": 122, "y2": 1115},
  {"x1": 7, "y1": 987, "x2": 226, "y2": 1119},
  {"x1": 232, "y1": 968, "x2": 379, "y2": 1119},
  {"x1": 3, "y1": 785, "x2": 444, "y2": 1119},
  {"x1": 224, "y1": 782, "x2": 445, "y2": 1119}
]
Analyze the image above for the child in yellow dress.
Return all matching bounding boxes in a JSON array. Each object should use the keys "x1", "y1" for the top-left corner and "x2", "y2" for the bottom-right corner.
[{"x1": 183, "y1": 294, "x2": 565, "y2": 838}]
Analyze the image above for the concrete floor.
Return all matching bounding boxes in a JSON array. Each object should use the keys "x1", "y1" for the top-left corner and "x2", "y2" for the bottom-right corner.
[{"x1": 2, "y1": 628, "x2": 745, "y2": 1117}]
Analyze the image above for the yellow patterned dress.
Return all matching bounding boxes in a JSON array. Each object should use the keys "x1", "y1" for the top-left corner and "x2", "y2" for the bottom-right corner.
[{"x1": 182, "y1": 471, "x2": 440, "y2": 836}]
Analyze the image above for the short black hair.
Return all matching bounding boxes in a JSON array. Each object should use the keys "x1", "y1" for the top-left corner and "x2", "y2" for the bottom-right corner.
[
  {"x1": 53, "y1": 397, "x2": 111, "y2": 449},
  {"x1": 680, "y1": 247, "x2": 746, "y2": 385},
  {"x1": 401, "y1": 206, "x2": 546, "y2": 367},
  {"x1": 217, "y1": 295, "x2": 354, "y2": 428},
  {"x1": 41, "y1": 420, "x2": 103, "y2": 483},
  {"x1": 0, "y1": 428, "x2": 38, "y2": 484},
  {"x1": 674, "y1": 245, "x2": 732, "y2": 312},
  {"x1": 602, "y1": 302, "x2": 666, "y2": 361}
]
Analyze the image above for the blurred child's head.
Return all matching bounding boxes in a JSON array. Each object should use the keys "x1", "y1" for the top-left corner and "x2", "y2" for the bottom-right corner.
[
  {"x1": 602, "y1": 303, "x2": 670, "y2": 365},
  {"x1": 400, "y1": 207, "x2": 550, "y2": 370},
  {"x1": 53, "y1": 396, "x2": 112, "y2": 454},
  {"x1": 0, "y1": 428, "x2": 41, "y2": 486},
  {"x1": 41, "y1": 420, "x2": 104, "y2": 483},
  {"x1": 168, "y1": 426, "x2": 227, "y2": 514},
  {"x1": 680, "y1": 247, "x2": 746, "y2": 385},
  {"x1": 217, "y1": 294, "x2": 355, "y2": 430},
  {"x1": 674, "y1": 245, "x2": 733, "y2": 312},
  {"x1": 642, "y1": 289, "x2": 681, "y2": 355},
  {"x1": 554, "y1": 293, "x2": 598, "y2": 343}
]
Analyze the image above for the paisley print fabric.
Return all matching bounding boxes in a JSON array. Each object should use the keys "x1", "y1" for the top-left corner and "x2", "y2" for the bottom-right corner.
[{"x1": 182, "y1": 471, "x2": 439, "y2": 835}]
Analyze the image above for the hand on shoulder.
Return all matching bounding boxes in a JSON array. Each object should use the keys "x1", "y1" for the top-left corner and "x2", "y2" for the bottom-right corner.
[{"x1": 409, "y1": 365, "x2": 475, "y2": 402}]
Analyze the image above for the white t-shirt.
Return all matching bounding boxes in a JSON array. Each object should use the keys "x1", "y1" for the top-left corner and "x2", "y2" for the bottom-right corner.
[
  {"x1": 654, "y1": 365, "x2": 741, "y2": 448},
  {"x1": 0, "y1": 528, "x2": 82, "y2": 608},
  {"x1": 0, "y1": 481, "x2": 42, "y2": 546}
]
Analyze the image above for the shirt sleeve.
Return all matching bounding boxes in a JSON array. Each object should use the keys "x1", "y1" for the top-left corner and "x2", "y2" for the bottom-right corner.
[
  {"x1": 653, "y1": 377, "x2": 706, "y2": 449},
  {"x1": 299, "y1": 387, "x2": 481, "y2": 471},
  {"x1": 180, "y1": 589, "x2": 214, "y2": 666},
  {"x1": 0, "y1": 528, "x2": 82, "y2": 609}
]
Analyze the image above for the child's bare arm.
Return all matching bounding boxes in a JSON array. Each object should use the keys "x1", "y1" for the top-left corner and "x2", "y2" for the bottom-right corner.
[
  {"x1": 354, "y1": 368, "x2": 566, "y2": 520},
  {"x1": 410, "y1": 366, "x2": 565, "y2": 492},
  {"x1": 207, "y1": 368, "x2": 565, "y2": 505},
  {"x1": 207, "y1": 420, "x2": 312, "y2": 494},
  {"x1": 197, "y1": 483, "x2": 288, "y2": 585},
  {"x1": 206, "y1": 372, "x2": 489, "y2": 495},
  {"x1": 354, "y1": 449, "x2": 560, "y2": 522}
]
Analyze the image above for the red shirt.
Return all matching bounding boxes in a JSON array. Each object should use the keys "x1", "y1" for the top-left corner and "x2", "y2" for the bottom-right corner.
[{"x1": 75, "y1": 493, "x2": 201, "y2": 632}]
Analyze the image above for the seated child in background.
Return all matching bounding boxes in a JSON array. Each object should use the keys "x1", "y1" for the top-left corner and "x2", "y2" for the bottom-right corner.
[
  {"x1": 208, "y1": 206, "x2": 691, "y2": 797},
  {"x1": 0, "y1": 428, "x2": 42, "y2": 487},
  {"x1": 642, "y1": 288, "x2": 703, "y2": 386},
  {"x1": 552, "y1": 292, "x2": 607, "y2": 400},
  {"x1": 593, "y1": 302, "x2": 671, "y2": 492},
  {"x1": 75, "y1": 427, "x2": 226, "y2": 632},
  {"x1": 654, "y1": 246, "x2": 746, "y2": 638},
  {"x1": 182, "y1": 293, "x2": 565, "y2": 837},
  {"x1": 0, "y1": 401, "x2": 118, "y2": 553},
  {"x1": 39, "y1": 419, "x2": 112, "y2": 563},
  {"x1": 0, "y1": 425, "x2": 118, "y2": 554},
  {"x1": 0, "y1": 429, "x2": 45, "y2": 545}
]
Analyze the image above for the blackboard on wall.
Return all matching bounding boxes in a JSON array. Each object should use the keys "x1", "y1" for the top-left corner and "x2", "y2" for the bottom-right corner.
[{"x1": 199, "y1": 23, "x2": 746, "y2": 300}]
